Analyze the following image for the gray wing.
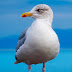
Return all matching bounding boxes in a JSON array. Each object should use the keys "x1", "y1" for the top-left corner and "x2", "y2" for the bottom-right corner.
[{"x1": 16, "y1": 28, "x2": 28, "y2": 52}]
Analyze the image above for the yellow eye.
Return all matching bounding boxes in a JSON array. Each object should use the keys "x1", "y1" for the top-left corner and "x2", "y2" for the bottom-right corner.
[
  {"x1": 37, "y1": 9, "x2": 42, "y2": 12},
  {"x1": 39, "y1": 9, "x2": 42, "y2": 11}
]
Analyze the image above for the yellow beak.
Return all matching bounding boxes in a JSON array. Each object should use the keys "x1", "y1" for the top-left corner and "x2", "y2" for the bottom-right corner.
[{"x1": 21, "y1": 12, "x2": 33, "y2": 17}]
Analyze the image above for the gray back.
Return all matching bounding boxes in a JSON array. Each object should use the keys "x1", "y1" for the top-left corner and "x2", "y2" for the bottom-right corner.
[{"x1": 16, "y1": 28, "x2": 28, "y2": 52}]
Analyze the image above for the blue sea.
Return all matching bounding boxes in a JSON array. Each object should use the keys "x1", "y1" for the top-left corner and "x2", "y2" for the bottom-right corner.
[{"x1": 0, "y1": 49, "x2": 72, "y2": 72}]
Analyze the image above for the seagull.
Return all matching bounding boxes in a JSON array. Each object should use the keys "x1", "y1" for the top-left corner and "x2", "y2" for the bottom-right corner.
[{"x1": 14, "y1": 4, "x2": 60, "y2": 72}]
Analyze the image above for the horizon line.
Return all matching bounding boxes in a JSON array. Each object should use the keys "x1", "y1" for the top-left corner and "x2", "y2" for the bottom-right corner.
[{"x1": 0, "y1": 48, "x2": 72, "y2": 51}]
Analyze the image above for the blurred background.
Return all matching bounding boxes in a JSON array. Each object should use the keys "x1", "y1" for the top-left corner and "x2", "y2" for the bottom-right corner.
[{"x1": 0, "y1": 0, "x2": 72, "y2": 72}]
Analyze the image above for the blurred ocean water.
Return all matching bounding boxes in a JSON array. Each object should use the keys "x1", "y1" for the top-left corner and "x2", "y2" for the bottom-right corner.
[{"x1": 0, "y1": 49, "x2": 72, "y2": 72}]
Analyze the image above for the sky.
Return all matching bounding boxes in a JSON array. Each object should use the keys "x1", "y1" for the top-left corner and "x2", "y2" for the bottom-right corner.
[{"x1": 0, "y1": 0, "x2": 72, "y2": 37}]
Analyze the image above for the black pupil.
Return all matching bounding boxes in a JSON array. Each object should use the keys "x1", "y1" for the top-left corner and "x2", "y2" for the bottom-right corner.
[{"x1": 36, "y1": 9, "x2": 41, "y2": 12}]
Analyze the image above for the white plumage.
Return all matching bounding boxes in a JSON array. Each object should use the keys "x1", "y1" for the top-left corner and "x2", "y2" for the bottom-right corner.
[{"x1": 15, "y1": 4, "x2": 60, "y2": 72}]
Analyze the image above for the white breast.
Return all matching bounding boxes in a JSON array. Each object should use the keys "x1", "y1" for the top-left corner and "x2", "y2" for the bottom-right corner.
[{"x1": 16, "y1": 19, "x2": 60, "y2": 64}]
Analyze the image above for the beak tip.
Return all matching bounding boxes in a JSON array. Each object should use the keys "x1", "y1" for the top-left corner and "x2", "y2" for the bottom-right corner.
[{"x1": 21, "y1": 12, "x2": 33, "y2": 17}]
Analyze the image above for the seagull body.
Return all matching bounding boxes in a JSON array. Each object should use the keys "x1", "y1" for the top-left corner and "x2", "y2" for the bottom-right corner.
[{"x1": 14, "y1": 4, "x2": 60, "y2": 72}]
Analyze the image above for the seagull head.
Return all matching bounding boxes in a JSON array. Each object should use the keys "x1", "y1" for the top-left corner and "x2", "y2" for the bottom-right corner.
[{"x1": 21, "y1": 4, "x2": 53, "y2": 20}]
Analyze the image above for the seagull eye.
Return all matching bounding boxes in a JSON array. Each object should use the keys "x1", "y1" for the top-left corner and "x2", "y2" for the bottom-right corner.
[{"x1": 36, "y1": 9, "x2": 42, "y2": 12}]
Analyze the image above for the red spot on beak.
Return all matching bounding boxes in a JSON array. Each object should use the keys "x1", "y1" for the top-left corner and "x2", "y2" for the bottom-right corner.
[{"x1": 23, "y1": 15, "x2": 27, "y2": 17}]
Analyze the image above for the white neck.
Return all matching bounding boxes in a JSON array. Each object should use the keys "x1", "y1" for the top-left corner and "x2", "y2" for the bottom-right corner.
[{"x1": 34, "y1": 17, "x2": 53, "y2": 28}]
